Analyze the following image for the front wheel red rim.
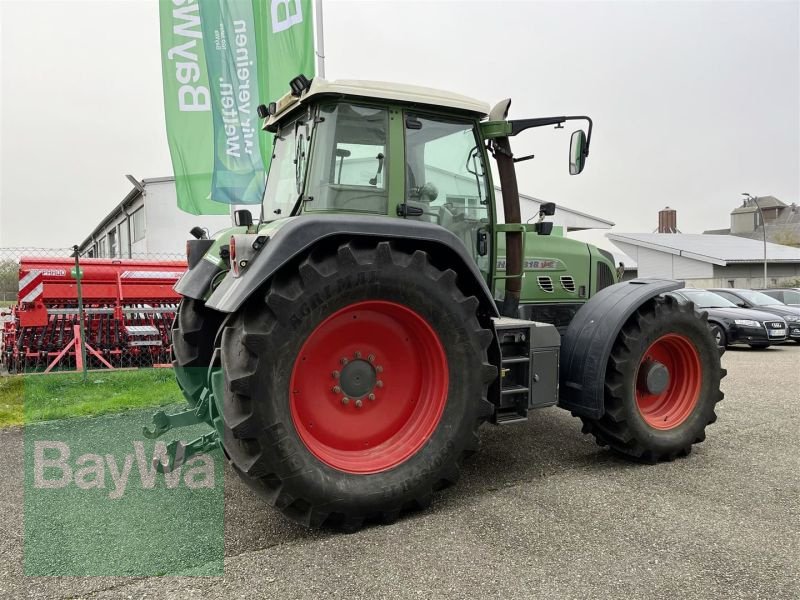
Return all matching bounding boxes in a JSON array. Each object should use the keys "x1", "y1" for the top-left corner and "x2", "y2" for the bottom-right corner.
[
  {"x1": 289, "y1": 300, "x2": 449, "y2": 474},
  {"x1": 635, "y1": 333, "x2": 702, "y2": 430}
]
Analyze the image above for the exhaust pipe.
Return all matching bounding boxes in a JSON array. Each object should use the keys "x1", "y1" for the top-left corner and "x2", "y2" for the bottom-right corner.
[{"x1": 493, "y1": 136, "x2": 522, "y2": 318}]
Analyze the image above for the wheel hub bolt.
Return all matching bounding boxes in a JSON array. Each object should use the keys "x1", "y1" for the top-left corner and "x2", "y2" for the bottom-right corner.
[
  {"x1": 354, "y1": 351, "x2": 362, "y2": 359},
  {"x1": 332, "y1": 370, "x2": 340, "y2": 379},
  {"x1": 341, "y1": 397, "x2": 350, "y2": 405},
  {"x1": 332, "y1": 385, "x2": 341, "y2": 394},
  {"x1": 376, "y1": 365, "x2": 383, "y2": 373},
  {"x1": 376, "y1": 380, "x2": 383, "y2": 388},
  {"x1": 368, "y1": 393, "x2": 375, "y2": 401},
  {"x1": 340, "y1": 357, "x2": 349, "y2": 365},
  {"x1": 367, "y1": 354, "x2": 375, "y2": 363},
  {"x1": 355, "y1": 399, "x2": 363, "y2": 408}
]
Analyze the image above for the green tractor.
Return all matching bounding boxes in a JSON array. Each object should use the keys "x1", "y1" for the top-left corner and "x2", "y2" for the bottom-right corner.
[{"x1": 153, "y1": 75, "x2": 724, "y2": 530}]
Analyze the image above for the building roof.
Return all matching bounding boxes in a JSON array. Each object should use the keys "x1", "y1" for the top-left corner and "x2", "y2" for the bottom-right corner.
[
  {"x1": 607, "y1": 233, "x2": 800, "y2": 266},
  {"x1": 731, "y1": 195, "x2": 786, "y2": 214}
]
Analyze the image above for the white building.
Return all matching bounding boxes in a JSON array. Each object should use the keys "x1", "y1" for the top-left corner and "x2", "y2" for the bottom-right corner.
[
  {"x1": 79, "y1": 177, "x2": 233, "y2": 258},
  {"x1": 609, "y1": 233, "x2": 800, "y2": 288},
  {"x1": 79, "y1": 175, "x2": 612, "y2": 259}
]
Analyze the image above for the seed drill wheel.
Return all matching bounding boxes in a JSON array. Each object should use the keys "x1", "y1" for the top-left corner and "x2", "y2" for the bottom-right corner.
[
  {"x1": 218, "y1": 241, "x2": 496, "y2": 530},
  {"x1": 172, "y1": 298, "x2": 224, "y2": 407},
  {"x1": 580, "y1": 295, "x2": 725, "y2": 462}
]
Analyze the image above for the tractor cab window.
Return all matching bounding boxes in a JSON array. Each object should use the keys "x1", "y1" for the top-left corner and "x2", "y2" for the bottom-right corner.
[
  {"x1": 263, "y1": 115, "x2": 308, "y2": 219},
  {"x1": 404, "y1": 113, "x2": 490, "y2": 271},
  {"x1": 304, "y1": 103, "x2": 389, "y2": 214}
]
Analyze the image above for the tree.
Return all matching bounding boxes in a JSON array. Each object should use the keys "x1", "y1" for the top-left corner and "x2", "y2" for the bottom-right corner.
[
  {"x1": 0, "y1": 259, "x2": 19, "y2": 305},
  {"x1": 772, "y1": 230, "x2": 800, "y2": 248}
]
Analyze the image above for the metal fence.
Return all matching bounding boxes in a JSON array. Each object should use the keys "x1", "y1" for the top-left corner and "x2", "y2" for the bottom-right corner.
[{"x1": 1, "y1": 247, "x2": 186, "y2": 374}]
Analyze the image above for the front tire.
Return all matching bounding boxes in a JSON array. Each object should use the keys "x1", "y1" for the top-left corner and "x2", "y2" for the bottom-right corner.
[
  {"x1": 580, "y1": 296, "x2": 725, "y2": 462},
  {"x1": 219, "y1": 241, "x2": 496, "y2": 529},
  {"x1": 172, "y1": 298, "x2": 224, "y2": 407},
  {"x1": 709, "y1": 323, "x2": 727, "y2": 349}
]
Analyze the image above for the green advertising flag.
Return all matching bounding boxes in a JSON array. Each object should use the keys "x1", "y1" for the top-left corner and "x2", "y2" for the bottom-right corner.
[
  {"x1": 199, "y1": 0, "x2": 265, "y2": 205},
  {"x1": 159, "y1": 0, "x2": 229, "y2": 215},
  {"x1": 252, "y1": 0, "x2": 316, "y2": 172}
]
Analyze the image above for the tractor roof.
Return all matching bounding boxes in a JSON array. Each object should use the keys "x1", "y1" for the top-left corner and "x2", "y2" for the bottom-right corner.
[{"x1": 266, "y1": 78, "x2": 490, "y2": 128}]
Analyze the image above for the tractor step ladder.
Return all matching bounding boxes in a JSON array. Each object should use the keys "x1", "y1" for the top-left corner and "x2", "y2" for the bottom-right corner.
[{"x1": 492, "y1": 317, "x2": 561, "y2": 425}]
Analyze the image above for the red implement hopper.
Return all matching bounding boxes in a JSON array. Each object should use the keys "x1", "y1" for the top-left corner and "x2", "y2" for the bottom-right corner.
[{"x1": 1, "y1": 257, "x2": 186, "y2": 373}]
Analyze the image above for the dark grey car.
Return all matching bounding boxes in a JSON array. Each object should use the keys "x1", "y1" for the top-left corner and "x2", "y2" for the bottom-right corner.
[
  {"x1": 709, "y1": 288, "x2": 800, "y2": 343},
  {"x1": 759, "y1": 288, "x2": 800, "y2": 307},
  {"x1": 669, "y1": 289, "x2": 788, "y2": 348}
]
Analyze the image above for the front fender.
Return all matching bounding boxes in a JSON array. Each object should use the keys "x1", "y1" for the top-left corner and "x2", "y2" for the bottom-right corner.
[
  {"x1": 204, "y1": 214, "x2": 499, "y2": 317},
  {"x1": 558, "y1": 278, "x2": 683, "y2": 419},
  {"x1": 174, "y1": 225, "x2": 248, "y2": 301}
]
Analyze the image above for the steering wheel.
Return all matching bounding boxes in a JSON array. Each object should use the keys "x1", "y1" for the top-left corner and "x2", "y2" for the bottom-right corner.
[{"x1": 413, "y1": 182, "x2": 439, "y2": 203}]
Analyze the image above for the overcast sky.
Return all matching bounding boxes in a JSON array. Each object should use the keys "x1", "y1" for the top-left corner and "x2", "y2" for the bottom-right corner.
[{"x1": 1, "y1": 0, "x2": 798, "y2": 249}]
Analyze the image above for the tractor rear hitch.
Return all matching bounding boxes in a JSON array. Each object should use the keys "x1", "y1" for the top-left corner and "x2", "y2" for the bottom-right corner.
[
  {"x1": 153, "y1": 431, "x2": 219, "y2": 474},
  {"x1": 142, "y1": 407, "x2": 204, "y2": 439}
]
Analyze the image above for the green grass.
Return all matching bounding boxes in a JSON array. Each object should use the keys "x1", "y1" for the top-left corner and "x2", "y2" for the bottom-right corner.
[{"x1": 0, "y1": 368, "x2": 184, "y2": 427}]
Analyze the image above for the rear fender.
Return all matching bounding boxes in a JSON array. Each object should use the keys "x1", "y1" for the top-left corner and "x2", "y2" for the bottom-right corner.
[
  {"x1": 558, "y1": 278, "x2": 683, "y2": 419},
  {"x1": 204, "y1": 215, "x2": 500, "y2": 318}
]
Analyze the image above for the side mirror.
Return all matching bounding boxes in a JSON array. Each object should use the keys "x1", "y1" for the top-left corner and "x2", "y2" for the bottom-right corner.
[
  {"x1": 569, "y1": 129, "x2": 587, "y2": 175},
  {"x1": 234, "y1": 209, "x2": 253, "y2": 227}
]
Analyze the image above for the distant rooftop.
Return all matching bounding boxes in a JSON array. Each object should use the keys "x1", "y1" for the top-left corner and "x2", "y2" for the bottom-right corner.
[
  {"x1": 731, "y1": 195, "x2": 786, "y2": 214},
  {"x1": 607, "y1": 233, "x2": 800, "y2": 265}
]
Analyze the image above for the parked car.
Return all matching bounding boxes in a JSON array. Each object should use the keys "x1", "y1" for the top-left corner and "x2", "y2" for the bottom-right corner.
[
  {"x1": 759, "y1": 288, "x2": 800, "y2": 307},
  {"x1": 709, "y1": 288, "x2": 800, "y2": 344},
  {"x1": 669, "y1": 289, "x2": 787, "y2": 348}
]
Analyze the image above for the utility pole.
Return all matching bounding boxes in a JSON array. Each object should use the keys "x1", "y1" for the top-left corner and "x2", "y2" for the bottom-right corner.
[
  {"x1": 314, "y1": 0, "x2": 326, "y2": 78},
  {"x1": 71, "y1": 245, "x2": 88, "y2": 383},
  {"x1": 743, "y1": 193, "x2": 768, "y2": 287}
]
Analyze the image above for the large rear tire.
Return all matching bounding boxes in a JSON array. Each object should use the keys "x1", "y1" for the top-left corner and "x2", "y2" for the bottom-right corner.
[
  {"x1": 172, "y1": 298, "x2": 224, "y2": 407},
  {"x1": 580, "y1": 295, "x2": 725, "y2": 462},
  {"x1": 218, "y1": 241, "x2": 496, "y2": 529}
]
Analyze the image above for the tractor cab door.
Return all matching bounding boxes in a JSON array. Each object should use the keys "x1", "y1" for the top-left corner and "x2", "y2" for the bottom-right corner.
[
  {"x1": 303, "y1": 102, "x2": 391, "y2": 215},
  {"x1": 403, "y1": 113, "x2": 492, "y2": 279}
]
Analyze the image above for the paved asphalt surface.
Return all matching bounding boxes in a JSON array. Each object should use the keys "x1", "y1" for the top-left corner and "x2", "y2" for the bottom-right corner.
[{"x1": 1, "y1": 344, "x2": 798, "y2": 599}]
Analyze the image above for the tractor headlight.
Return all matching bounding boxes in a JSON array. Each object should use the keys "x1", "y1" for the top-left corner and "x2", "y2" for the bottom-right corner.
[{"x1": 734, "y1": 319, "x2": 760, "y2": 327}]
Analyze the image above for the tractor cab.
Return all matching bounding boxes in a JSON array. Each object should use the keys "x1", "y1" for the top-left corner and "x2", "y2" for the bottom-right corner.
[
  {"x1": 259, "y1": 77, "x2": 494, "y2": 271},
  {"x1": 253, "y1": 76, "x2": 596, "y2": 321},
  {"x1": 255, "y1": 75, "x2": 596, "y2": 307}
]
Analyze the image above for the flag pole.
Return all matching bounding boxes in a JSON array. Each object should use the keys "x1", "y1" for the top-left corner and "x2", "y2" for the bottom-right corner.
[{"x1": 314, "y1": 0, "x2": 326, "y2": 78}]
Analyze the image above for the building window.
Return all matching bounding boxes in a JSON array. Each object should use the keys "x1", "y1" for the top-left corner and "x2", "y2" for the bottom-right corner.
[
  {"x1": 98, "y1": 236, "x2": 107, "y2": 258},
  {"x1": 119, "y1": 221, "x2": 129, "y2": 258},
  {"x1": 131, "y1": 208, "x2": 145, "y2": 242},
  {"x1": 108, "y1": 229, "x2": 117, "y2": 258},
  {"x1": 727, "y1": 280, "x2": 735, "y2": 288}
]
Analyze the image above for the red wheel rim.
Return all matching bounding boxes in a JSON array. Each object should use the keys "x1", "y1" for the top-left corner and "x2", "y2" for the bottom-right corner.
[
  {"x1": 289, "y1": 300, "x2": 449, "y2": 474},
  {"x1": 635, "y1": 333, "x2": 702, "y2": 430}
]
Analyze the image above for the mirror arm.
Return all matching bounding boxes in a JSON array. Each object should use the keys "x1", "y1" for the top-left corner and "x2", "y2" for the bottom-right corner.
[{"x1": 508, "y1": 115, "x2": 593, "y2": 154}]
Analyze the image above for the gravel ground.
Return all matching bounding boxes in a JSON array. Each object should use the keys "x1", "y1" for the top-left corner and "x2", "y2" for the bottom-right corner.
[{"x1": 1, "y1": 344, "x2": 798, "y2": 599}]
